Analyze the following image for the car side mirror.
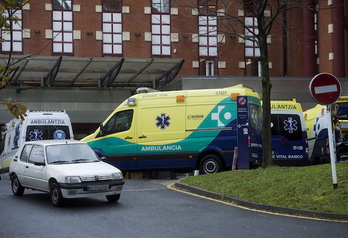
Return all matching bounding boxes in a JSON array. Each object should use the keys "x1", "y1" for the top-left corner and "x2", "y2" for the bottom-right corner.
[{"x1": 100, "y1": 156, "x2": 106, "y2": 161}]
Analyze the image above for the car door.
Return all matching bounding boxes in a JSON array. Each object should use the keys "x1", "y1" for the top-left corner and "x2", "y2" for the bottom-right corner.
[
  {"x1": 14, "y1": 144, "x2": 33, "y2": 187},
  {"x1": 25, "y1": 144, "x2": 47, "y2": 191}
]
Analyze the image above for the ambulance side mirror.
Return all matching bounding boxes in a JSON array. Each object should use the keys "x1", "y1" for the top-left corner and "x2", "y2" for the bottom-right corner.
[{"x1": 99, "y1": 124, "x2": 105, "y2": 136}]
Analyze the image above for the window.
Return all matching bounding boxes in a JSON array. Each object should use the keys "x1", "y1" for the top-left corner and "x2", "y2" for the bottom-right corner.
[
  {"x1": 198, "y1": 15, "x2": 217, "y2": 57},
  {"x1": 151, "y1": 0, "x2": 171, "y2": 56},
  {"x1": 28, "y1": 145, "x2": 45, "y2": 164},
  {"x1": 20, "y1": 144, "x2": 33, "y2": 163},
  {"x1": 198, "y1": 0, "x2": 216, "y2": 15},
  {"x1": 103, "y1": 0, "x2": 122, "y2": 12},
  {"x1": 102, "y1": 110, "x2": 133, "y2": 135},
  {"x1": 1, "y1": 9, "x2": 23, "y2": 53},
  {"x1": 26, "y1": 126, "x2": 71, "y2": 141},
  {"x1": 102, "y1": 0, "x2": 123, "y2": 55},
  {"x1": 244, "y1": 9, "x2": 261, "y2": 76},
  {"x1": 249, "y1": 103, "x2": 262, "y2": 132},
  {"x1": 152, "y1": 0, "x2": 169, "y2": 13},
  {"x1": 205, "y1": 60, "x2": 215, "y2": 76},
  {"x1": 52, "y1": 0, "x2": 73, "y2": 54},
  {"x1": 271, "y1": 114, "x2": 303, "y2": 141},
  {"x1": 53, "y1": 0, "x2": 72, "y2": 10},
  {"x1": 46, "y1": 144, "x2": 99, "y2": 164}
]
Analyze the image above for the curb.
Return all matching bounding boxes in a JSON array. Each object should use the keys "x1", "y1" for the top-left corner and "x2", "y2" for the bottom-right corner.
[{"x1": 174, "y1": 179, "x2": 348, "y2": 221}]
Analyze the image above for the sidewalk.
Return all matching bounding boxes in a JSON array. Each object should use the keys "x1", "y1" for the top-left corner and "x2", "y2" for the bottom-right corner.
[{"x1": 174, "y1": 178, "x2": 348, "y2": 221}]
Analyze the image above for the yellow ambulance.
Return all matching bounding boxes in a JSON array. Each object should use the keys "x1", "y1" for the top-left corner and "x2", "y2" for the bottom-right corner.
[{"x1": 81, "y1": 85, "x2": 263, "y2": 174}]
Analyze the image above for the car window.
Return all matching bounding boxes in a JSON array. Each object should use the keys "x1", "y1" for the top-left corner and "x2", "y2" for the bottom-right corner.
[
  {"x1": 20, "y1": 144, "x2": 33, "y2": 163},
  {"x1": 46, "y1": 143, "x2": 100, "y2": 164},
  {"x1": 28, "y1": 145, "x2": 45, "y2": 164}
]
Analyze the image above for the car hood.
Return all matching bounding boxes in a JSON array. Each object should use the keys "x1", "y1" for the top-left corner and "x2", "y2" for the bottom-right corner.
[{"x1": 48, "y1": 161, "x2": 121, "y2": 177}]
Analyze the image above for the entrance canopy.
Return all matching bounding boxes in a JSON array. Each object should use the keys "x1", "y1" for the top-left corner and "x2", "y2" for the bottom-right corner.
[{"x1": 0, "y1": 55, "x2": 184, "y2": 89}]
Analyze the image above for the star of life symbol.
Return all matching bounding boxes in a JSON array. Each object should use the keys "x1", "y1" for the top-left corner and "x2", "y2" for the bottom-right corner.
[
  {"x1": 283, "y1": 117, "x2": 298, "y2": 133},
  {"x1": 29, "y1": 129, "x2": 43, "y2": 141},
  {"x1": 156, "y1": 113, "x2": 171, "y2": 129}
]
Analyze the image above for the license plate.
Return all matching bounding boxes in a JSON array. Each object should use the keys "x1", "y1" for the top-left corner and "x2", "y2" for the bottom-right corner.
[{"x1": 87, "y1": 185, "x2": 109, "y2": 191}]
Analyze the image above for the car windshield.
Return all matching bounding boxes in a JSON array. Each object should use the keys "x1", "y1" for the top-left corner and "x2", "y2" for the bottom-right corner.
[{"x1": 46, "y1": 143, "x2": 100, "y2": 164}]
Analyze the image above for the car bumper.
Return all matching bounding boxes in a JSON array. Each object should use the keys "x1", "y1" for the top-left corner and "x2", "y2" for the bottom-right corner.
[{"x1": 58, "y1": 180, "x2": 124, "y2": 199}]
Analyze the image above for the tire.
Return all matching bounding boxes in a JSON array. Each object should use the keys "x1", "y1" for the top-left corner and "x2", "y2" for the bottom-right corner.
[
  {"x1": 11, "y1": 174, "x2": 25, "y2": 196},
  {"x1": 106, "y1": 194, "x2": 120, "y2": 203},
  {"x1": 50, "y1": 183, "x2": 64, "y2": 207},
  {"x1": 199, "y1": 154, "x2": 223, "y2": 174}
]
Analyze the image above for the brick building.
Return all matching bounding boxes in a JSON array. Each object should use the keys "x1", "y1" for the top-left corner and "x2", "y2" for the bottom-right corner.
[
  {"x1": 2, "y1": 0, "x2": 347, "y2": 80},
  {"x1": 0, "y1": 0, "x2": 347, "y2": 138}
]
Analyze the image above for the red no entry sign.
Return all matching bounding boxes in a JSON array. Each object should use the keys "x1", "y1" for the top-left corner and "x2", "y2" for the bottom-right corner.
[{"x1": 309, "y1": 73, "x2": 341, "y2": 105}]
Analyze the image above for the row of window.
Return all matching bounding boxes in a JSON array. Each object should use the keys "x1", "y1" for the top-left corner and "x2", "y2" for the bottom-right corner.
[
  {"x1": 1, "y1": 1, "x2": 260, "y2": 56},
  {"x1": 1, "y1": 1, "x2": 262, "y2": 76}
]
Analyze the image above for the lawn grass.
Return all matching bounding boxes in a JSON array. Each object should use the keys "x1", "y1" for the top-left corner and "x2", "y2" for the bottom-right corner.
[{"x1": 181, "y1": 162, "x2": 348, "y2": 214}]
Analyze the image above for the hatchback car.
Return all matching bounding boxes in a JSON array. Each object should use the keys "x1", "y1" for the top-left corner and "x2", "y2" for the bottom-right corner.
[{"x1": 9, "y1": 140, "x2": 124, "y2": 207}]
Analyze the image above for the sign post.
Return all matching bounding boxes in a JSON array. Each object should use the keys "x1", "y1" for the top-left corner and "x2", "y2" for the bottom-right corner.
[
  {"x1": 237, "y1": 96, "x2": 250, "y2": 170},
  {"x1": 309, "y1": 73, "x2": 341, "y2": 189}
]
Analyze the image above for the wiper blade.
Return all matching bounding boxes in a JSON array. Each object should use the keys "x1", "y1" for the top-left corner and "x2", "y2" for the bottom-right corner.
[
  {"x1": 72, "y1": 158, "x2": 91, "y2": 163},
  {"x1": 50, "y1": 160, "x2": 70, "y2": 164}
]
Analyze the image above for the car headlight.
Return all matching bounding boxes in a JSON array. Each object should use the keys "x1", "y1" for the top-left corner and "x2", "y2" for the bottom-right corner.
[
  {"x1": 112, "y1": 172, "x2": 123, "y2": 180},
  {"x1": 65, "y1": 176, "x2": 82, "y2": 183}
]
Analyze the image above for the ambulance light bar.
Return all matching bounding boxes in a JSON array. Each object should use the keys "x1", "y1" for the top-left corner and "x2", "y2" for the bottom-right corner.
[{"x1": 127, "y1": 98, "x2": 136, "y2": 106}]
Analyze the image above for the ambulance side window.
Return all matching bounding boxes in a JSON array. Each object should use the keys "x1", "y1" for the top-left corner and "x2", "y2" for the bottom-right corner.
[
  {"x1": 103, "y1": 110, "x2": 133, "y2": 135},
  {"x1": 271, "y1": 114, "x2": 302, "y2": 141}
]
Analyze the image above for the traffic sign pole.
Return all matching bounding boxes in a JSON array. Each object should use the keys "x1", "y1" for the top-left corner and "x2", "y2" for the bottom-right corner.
[
  {"x1": 326, "y1": 105, "x2": 338, "y2": 189},
  {"x1": 309, "y1": 73, "x2": 341, "y2": 189}
]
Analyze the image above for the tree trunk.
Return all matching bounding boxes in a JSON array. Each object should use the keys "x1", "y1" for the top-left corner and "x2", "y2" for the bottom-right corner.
[{"x1": 258, "y1": 31, "x2": 273, "y2": 168}]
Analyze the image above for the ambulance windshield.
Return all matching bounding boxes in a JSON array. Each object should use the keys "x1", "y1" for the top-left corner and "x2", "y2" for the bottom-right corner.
[{"x1": 249, "y1": 104, "x2": 262, "y2": 132}]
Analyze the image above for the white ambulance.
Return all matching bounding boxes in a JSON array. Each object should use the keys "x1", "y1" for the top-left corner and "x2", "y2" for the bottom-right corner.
[{"x1": 0, "y1": 110, "x2": 74, "y2": 176}]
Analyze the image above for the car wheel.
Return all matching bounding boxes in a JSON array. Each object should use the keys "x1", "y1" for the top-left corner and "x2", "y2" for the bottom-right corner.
[
  {"x1": 199, "y1": 154, "x2": 223, "y2": 174},
  {"x1": 50, "y1": 183, "x2": 64, "y2": 207},
  {"x1": 106, "y1": 194, "x2": 120, "y2": 203},
  {"x1": 11, "y1": 174, "x2": 25, "y2": 196}
]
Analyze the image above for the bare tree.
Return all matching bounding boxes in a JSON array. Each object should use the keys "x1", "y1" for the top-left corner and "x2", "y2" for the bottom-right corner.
[
  {"x1": 173, "y1": 0, "x2": 310, "y2": 168},
  {"x1": 0, "y1": 0, "x2": 30, "y2": 119}
]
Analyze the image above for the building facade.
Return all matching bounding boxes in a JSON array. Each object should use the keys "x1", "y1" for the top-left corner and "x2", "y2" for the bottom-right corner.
[
  {"x1": 0, "y1": 0, "x2": 347, "y2": 139},
  {"x1": 1, "y1": 0, "x2": 347, "y2": 79}
]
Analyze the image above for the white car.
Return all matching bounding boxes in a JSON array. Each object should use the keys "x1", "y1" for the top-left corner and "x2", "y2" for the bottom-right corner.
[{"x1": 9, "y1": 140, "x2": 124, "y2": 207}]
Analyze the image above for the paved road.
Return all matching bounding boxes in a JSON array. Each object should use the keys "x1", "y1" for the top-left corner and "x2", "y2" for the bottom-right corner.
[{"x1": 0, "y1": 178, "x2": 347, "y2": 238}]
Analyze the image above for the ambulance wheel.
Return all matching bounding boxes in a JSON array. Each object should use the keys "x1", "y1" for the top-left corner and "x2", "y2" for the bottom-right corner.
[{"x1": 199, "y1": 154, "x2": 223, "y2": 174}]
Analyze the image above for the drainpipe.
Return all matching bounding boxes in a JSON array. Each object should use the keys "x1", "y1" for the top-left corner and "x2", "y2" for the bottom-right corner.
[
  {"x1": 332, "y1": 0, "x2": 345, "y2": 77},
  {"x1": 303, "y1": 0, "x2": 316, "y2": 77}
]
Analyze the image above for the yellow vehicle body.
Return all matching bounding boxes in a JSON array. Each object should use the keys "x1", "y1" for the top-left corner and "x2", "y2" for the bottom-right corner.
[{"x1": 82, "y1": 85, "x2": 263, "y2": 174}]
